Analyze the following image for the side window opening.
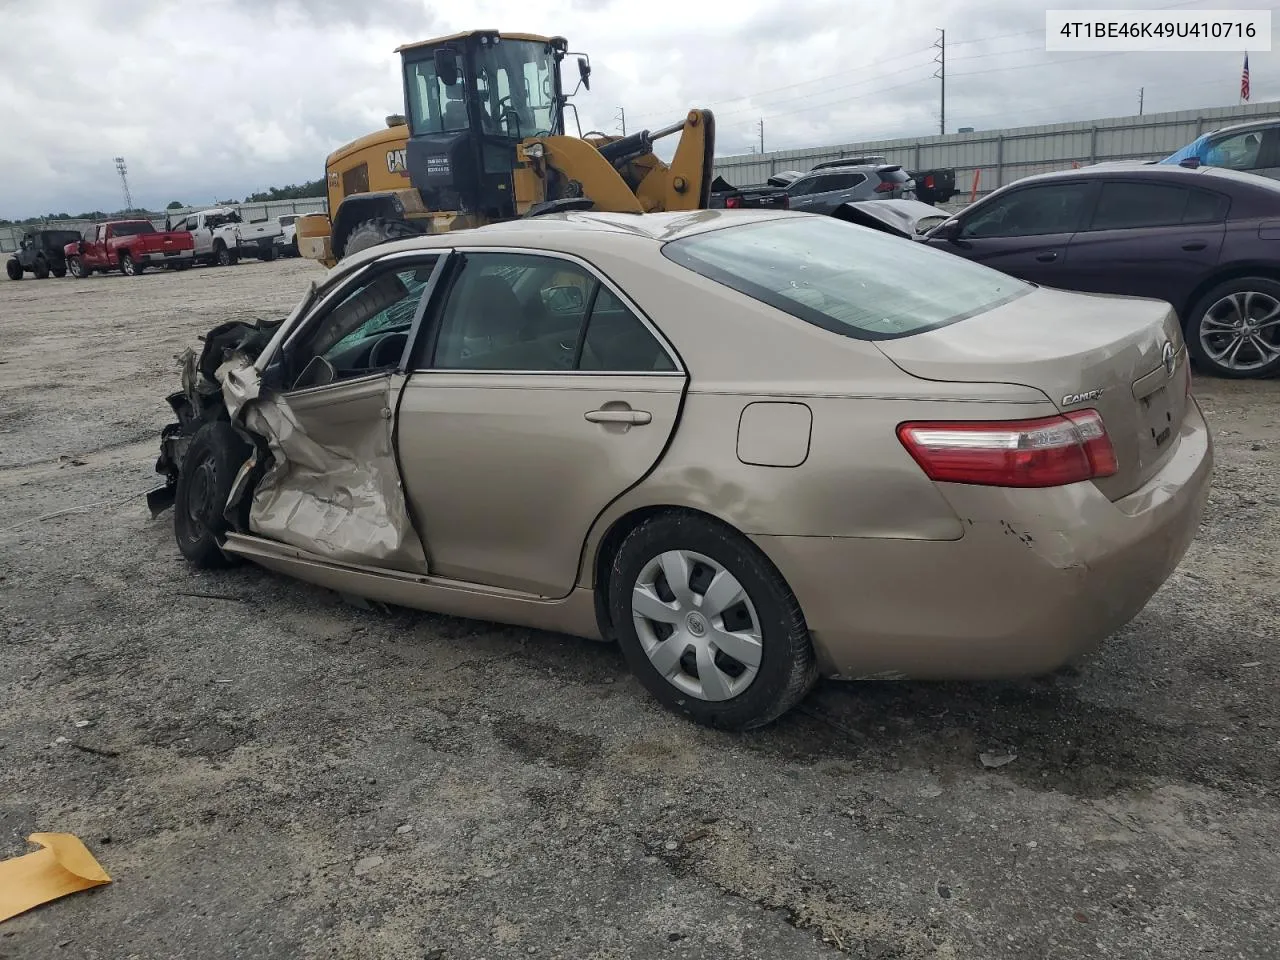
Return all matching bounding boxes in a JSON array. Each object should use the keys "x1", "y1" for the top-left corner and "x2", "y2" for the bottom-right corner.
[
  {"x1": 289, "y1": 261, "x2": 437, "y2": 389},
  {"x1": 579, "y1": 287, "x2": 676, "y2": 372},
  {"x1": 429, "y1": 253, "x2": 674, "y2": 373},
  {"x1": 961, "y1": 183, "x2": 1090, "y2": 239}
]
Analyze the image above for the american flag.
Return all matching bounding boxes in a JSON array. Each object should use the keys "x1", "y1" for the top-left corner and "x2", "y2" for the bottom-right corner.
[{"x1": 1241, "y1": 53, "x2": 1250, "y2": 102}]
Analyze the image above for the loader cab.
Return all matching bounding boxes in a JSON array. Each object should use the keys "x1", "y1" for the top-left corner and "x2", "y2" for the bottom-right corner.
[{"x1": 398, "y1": 31, "x2": 579, "y2": 221}]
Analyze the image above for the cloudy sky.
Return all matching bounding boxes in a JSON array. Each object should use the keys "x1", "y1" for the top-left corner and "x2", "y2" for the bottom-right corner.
[{"x1": 0, "y1": 0, "x2": 1273, "y2": 218}]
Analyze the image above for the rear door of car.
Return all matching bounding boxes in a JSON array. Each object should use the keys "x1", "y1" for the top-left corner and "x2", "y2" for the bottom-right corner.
[
  {"x1": 927, "y1": 179, "x2": 1097, "y2": 286},
  {"x1": 395, "y1": 248, "x2": 688, "y2": 598},
  {"x1": 1060, "y1": 179, "x2": 1227, "y2": 308}
]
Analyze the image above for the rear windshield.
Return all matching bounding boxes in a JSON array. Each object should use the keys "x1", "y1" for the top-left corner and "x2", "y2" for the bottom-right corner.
[
  {"x1": 878, "y1": 168, "x2": 910, "y2": 183},
  {"x1": 110, "y1": 222, "x2": 156, "y2": 237},
  {"x1": 662, "y1": 216, "x2": 1029, "y2": 340}
]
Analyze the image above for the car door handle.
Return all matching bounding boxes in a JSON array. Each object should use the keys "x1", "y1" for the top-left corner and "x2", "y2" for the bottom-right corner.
[
  {"x1": 1034, "y1": 251, "x2": 1058, "y2": 262},
  {"x1": 1182, "y1": 241, "x2": 1207, "y2": 251},
  {"x1": 585, "y1": 408, "x2": 651, "y2": 425}
]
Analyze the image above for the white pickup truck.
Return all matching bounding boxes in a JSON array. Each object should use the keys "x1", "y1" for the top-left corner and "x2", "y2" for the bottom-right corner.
[{"x1": 176, "y1": 208, "x2": 282, "y2": 266}]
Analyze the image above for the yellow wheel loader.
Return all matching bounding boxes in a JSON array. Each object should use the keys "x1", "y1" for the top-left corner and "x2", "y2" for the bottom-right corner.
[{"x1": 295, "y1": 31, "x2": 715, "y2": 266}]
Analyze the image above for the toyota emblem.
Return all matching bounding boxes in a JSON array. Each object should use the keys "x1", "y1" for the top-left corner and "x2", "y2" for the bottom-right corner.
[{"x1": 1161, "y1": 342, "x2": 1176, "y2": 377}]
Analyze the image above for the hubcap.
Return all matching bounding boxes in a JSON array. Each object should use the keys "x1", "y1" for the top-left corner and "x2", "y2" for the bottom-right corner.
[
  {"x1": 1200, "y1": 291, "x2": 1280, "y2": 372},
  {"x1": 631, "y1": 550, "x2": 763, "y2": 702}
]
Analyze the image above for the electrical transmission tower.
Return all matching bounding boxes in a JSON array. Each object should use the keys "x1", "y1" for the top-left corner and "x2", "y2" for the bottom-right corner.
[
  {"x1": 114, "y1": 157, "x2": 133, "y2": 212},
  {"x1": 934, "y1": 29, "x2": 946, "y2": 136}
]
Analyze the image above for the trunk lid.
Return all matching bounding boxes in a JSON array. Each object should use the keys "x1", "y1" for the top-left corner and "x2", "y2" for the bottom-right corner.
[{"x1": 875, "y1": 286, "x2": 1188, "y2": 500}]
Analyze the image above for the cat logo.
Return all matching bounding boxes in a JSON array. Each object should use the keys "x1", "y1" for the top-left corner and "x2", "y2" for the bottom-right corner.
[{"x1": 386, "y1": 149, "x2": 408, "y2": 175}]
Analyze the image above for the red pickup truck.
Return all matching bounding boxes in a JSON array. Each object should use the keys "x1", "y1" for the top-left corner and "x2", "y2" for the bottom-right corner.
[{"x1": 64, "y1": 220, "x2": 195, "y2": 278}]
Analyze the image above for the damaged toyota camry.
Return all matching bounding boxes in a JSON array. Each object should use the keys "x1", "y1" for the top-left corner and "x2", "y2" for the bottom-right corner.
[{"x1": 148, "y1": 209, "x2": 1213, "y2": 730}]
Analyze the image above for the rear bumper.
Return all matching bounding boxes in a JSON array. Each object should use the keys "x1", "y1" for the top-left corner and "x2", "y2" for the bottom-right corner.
[
  {"x1": 142, "y1": 249, "x2": 194, "y2": 262},
  {"x1": 753, "y1": 401, "x2": 1213, "y2": 680}
]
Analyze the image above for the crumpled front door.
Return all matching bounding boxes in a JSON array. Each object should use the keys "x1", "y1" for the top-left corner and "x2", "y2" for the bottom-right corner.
[{"x1": 233, "y1": 370, "x2": 429, "y2": 574}]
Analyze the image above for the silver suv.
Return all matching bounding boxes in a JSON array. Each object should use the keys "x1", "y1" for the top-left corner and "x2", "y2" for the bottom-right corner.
[{"x1": 784, "y1": 160, "x2": 915, "y2": 215}]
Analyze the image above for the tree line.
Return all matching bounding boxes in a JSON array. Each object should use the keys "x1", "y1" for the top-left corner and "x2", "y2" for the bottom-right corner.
[{"x1": 0, "y1": 178, "x2": 326, "y2": 226}]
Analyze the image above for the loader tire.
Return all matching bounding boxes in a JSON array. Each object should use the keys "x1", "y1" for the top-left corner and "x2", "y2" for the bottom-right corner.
[
  {"x1": 33, "y1": 258, "x2": 50, "y2": 279},
  {"x1": 5, "y1": 259, "x2": 22, "y2": 280},
  {"x1": 342, "y1": 218, "x2": 423, "y2": 259}
]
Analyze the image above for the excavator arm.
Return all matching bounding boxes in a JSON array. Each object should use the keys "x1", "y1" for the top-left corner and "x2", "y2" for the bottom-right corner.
[{"x1": 514, "y1": 109, "x2": 715, "y2": 216}]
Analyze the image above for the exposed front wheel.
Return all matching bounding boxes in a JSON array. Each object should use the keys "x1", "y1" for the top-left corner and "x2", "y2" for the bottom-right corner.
[
  {"x1": 213, "y1": 244, "x2": 236, "y2": 267},
  {"x1": 5, "y1": 259, "x2": 21, "y2": 280},
  {"x1": 67, "y1": 256, "x2": 86, "y2": 278},
  {"x1": 173, "y1": 422, "x2": 252, "y2": 569},
  {"x1": 1186, "y1": 277, "x2": 1280, "y2": 378},
  {"x1": 607, "y1": 513, "x2": 818, "y2": 730}
]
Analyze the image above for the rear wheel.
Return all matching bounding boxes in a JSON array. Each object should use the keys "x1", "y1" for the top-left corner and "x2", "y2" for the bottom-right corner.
[
  {"x1": 342, "y1": 217, "x2": 423, "y2": 259},
  {"x1": 173, "y1": 422, "x2": 252, "y2": 569},
  {"x1": 67, "y1": 256, "x2": 86, "y2": 279},
  {"x1": 1186, "y1": 277, "x2": 1280, "y2": 379},
  {"x1": 51, "y1": 265, "x2": 67, "y2": 278},
  {"x1": 32, "y1": 258, "x2": 49, "y2": 279},
  {"x1": 120, "y1": 253, "x2": 144, "y2": 276},
  {"x1": 5, "y1": 259, "x2": 22, "y2": 280},
  {"x1": 607, "y1": 512, "x2": 818, "y2": 730}
]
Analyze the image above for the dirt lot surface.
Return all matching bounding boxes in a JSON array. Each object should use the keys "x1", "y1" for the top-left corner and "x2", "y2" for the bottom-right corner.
[{"x1": 2, "y1": 259, "x2": 1278, "y2": 960}]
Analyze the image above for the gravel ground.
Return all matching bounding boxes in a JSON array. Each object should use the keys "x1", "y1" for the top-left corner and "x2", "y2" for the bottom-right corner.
[{"x1": 1, "y1": 258, "x2": 1278, "y2": 960}]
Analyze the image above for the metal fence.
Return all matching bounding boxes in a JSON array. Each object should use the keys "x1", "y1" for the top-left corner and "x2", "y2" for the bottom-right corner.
[
  {"x1": 1, "y1": 197, "x2": 328, "y2": 254},
  {"x1": 713, "y1": 100, "x2": 1280, "y2": 200}
]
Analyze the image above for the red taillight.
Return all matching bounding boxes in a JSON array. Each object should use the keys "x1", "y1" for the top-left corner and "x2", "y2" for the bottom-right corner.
[
  {"x1": 874, "y1": 180, "x2": 896, "y2": 193},
  {"x1": 897, "y1": 410, "x2": 1118, "y2": 488},
  {"x1": 924, "y1": 175, "x2": 935, "y2": 188},
  {"x1": 725, "y1": 196, "x2": 741, "y2": 208}
]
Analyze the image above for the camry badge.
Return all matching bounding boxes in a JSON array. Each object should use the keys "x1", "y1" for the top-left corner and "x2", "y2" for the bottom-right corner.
[
  {"x1": 1162, "y1": 341, "x2": 1176, "y2": 377},
  {"x1": 1062, "y1": 388, "x2": 1104, "y2": 406}
]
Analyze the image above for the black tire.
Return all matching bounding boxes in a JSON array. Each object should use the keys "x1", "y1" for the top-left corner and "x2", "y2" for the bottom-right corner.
[
  {"x1": 51, "y1": 265, "x2": 67, "y2": 278},
  {"x1": 120, "y1": 253, "x2": 144, "y2": 276},
  {"x1": 67, "y1": 256, "x2": 86, "y2": 279},
  {"x1": 213, "y1": 243, "x2": 236, "y2": 267},
  {"x1": 173, "y1": 422, "x2": 252, "y2": 569},
  {"x1": 261, "y1": 246, "x2": 277, "y2": 262},
  {"x1": 5, "y1": 259, "x2": 22, "y2": 280},
  {"x1": 342, "y1": 217, "x2": 423, "y2": 259},
  {"x1": 1185, "y1": 276, "x2": 1280, "y2": 379},
  {"x1": 607, "y1": 512, "x2": 817, "y2": 731},
  {"x1": 32, "y1": 258, "x2": 50, "y2": 279}
]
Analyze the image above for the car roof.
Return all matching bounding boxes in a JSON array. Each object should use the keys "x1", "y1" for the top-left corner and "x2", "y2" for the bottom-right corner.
[
  {"x1": 994, "y1": 163, "x2": 1278, "y2": 191},
  {"x1": 1204, "y1": 116, "x2": 1279, "y2": 138},
  {"x1": 337, "y1": 209, "x2": 801, "y2": 275}
]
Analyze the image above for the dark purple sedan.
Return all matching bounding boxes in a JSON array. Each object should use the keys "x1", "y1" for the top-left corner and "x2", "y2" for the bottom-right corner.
[{"x1": 923, "y1": 165, "x2": 1280, "y2": 378}]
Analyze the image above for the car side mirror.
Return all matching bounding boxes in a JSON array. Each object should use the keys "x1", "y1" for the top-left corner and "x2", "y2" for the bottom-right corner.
[
  {"x1": 578, "y1": 57, "x2": 591, "y2": 91},
  {"x1": 541, "y1": 284, "x2": 585, "y2": 313},
  {"x1": 434, "y1": 48, "x2": 460, "y2": 87},
  {"x1": 1179, "y1": 157, "x2": 1201, "y2": 169},
  {"x1": 930, "y1": 218, "x2": 962, "y2": 240}
]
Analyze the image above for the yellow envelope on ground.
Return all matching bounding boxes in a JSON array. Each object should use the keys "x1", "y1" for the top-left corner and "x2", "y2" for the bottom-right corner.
[{"x1": 0, "y1": 833, "x2": 111, "y2": 922}]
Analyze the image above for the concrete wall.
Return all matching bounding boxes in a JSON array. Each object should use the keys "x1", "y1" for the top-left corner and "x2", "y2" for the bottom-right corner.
[{"x1": 713, "y1": 100, "x2": 1280, "y2": 199}]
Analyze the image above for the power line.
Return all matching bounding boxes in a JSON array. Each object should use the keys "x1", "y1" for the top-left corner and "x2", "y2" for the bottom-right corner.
[{"x1": 625, "y1": 45, "x2": 934, "y2": 122}]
